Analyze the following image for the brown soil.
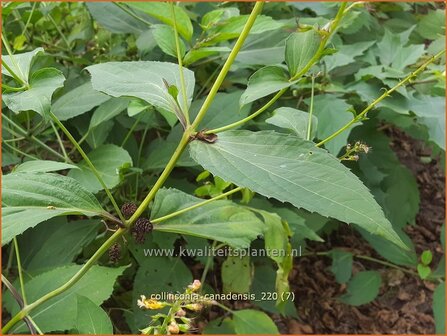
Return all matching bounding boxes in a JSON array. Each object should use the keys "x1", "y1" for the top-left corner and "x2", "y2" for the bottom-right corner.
[{"x1": 283, "y1": 128, "x2": 445, "y2": 334}]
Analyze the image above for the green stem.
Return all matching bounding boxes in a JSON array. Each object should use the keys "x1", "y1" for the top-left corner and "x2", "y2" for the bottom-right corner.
[
  {"x1": 316, "y1": 50, "x2": 446, "y2": 147},
  {"x1": 49, "y1": 112, "x2": 126, "y2": 224},
  {"x1": 1, "y1": 32, "x2": 28, "y2": 85},
  {"x1": 3, "y1": 141, "x2": 38, "y2": 160},
  {"x1": 152, "y1": 187, "x2": 243, "y2": 224},
  {"x1": 2, "y1": 229, "x2": 125, "y2": 334},
  {"x1": 200, "y1": 241, "x2": 217, "y2": 286},
  {"x1": 13, "y1": 238, "x2": 27, "y2": 305},
  {"x1": 306, "y1": 75, "x2": 316, "y2": 140},
  {"x1": 121, "y1": 114, "x2": 142, "y2": 147},
  {"x1": 2, "y1": 83, "x2": 27, "y2": 92},
  {"x1": 170, "y1": 1, "x2": 190, "y2": 125},
  {"x1": 192, "y1": 1, "x2": 265, "y2": 129},
  {"x1": 2, "y1": 114, "x2": 66, "y2": 160},
  {"x1": 21, "y1": 2, "x2": 37, "y2": 37},
  {"x1": 206, "y1": 2, "x2": 348, "y2": 134},
  {"x1": 134, "y1": 123, "x2": 150, "y2": 201},
  {"x1": 50, "y1": 121, "x2": 70, "y2": 163},
  {"x1": 46, "y1": 13, "x2": 71, "y2": 49}
]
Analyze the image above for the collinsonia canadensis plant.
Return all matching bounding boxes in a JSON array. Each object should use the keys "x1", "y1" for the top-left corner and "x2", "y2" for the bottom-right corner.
[{"x1": 2, "y1": 1, "x2": 445, "y2": 334}]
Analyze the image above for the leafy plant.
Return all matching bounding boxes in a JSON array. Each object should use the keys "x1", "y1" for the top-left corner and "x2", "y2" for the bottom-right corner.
[{"x1": 2, "y1": 1, "x2": 445, "y2": 334}]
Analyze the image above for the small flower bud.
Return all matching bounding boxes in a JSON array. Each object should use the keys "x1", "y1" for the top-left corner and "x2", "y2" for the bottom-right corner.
[
  {"x1": 137, "y1": 295, "x2": 167, "y2": 310},
  {"x1": 188, "y1": 280, "x2": 201, "y2": 292},
  {"x1": 168, "y1": 321, "x2": 179, "y2": 334},
  {"x1": 184, "y1": 303, "x2": 203, "y2": 312},
  {"x1": 121, "y1": 202, "x2": 137, "y2": 218},
  {"x1": 175, "y1": 308, "x2": 186, "y2": 317}
]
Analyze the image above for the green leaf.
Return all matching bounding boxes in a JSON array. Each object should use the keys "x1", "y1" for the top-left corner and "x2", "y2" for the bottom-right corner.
[
  {"x1": 325, "y1": 40, "x2": 375, "y2": 71},
  {"x1": 52, "y1": 81, "x2": 110, "y2": 121},
  {"x1": 86, "y1": 3, "x2": 149, "y2": 34},
  {"x1": 330, "y1": 249, "x2": 353, "y2": 284},
  {"x1": 204, "y1": 318, "x2": 235, "y2": 334},
  {"x1": 127, "y1": 2, "x2": 193, "y2": 40},
  {"x1": 232, "y1": 309, "x2": 279, "y2": 334},
  {"x1": 151, "y1": 188, "x2": 265, "y2": 248},
  {"x1": 266, "y1": 107, "x2": 317, "y2": 139},
  {"x1": 307, "y1": 94, "x2": 354, "y2": 155},
  {"x1": 433, "y1": 282, "x2": 445, "y2": 334},
  {"x1": 89, "y1": 97, "x2": 129, "y2": 129},
  {"x1": 68, "y1": 144, "x2": 132, "y2": 193},
  {"x1": 4, "y1": 265, "x2": 127, "y2": 333},
  {"x1": 75, "y1": 295, "x2": 113, "y2": 334},
  {"x1": 87, "y1": 61, "x2": 194, "y2": 117},
  {"x1": 2, "y1": 172, "x2": 106, "y2": 245},
  {"x1": 417, "y1": 264, "x2": 431, "y2": 279},
  {"x1": 339, "y1": 271, "x2": 382, "y2": 306},
  {"x1": 240, "y1": 66, "x2": 295, "y2": 106},
  {"x1": 19, "y1": 218, "x2": 100, "y2": 272},
  {"x1": 222, "y1": 255, "x2": 253, "y2": 293},
  {"x1": 285, "y1": 30, "x2": 321, "y2": 77},
  {"x1": 153, "y1": 24, "x2": 186, "y2": 58},
  {"x1": 3, "y1": 68, "x2": 65, "y2": 116},
  {"x1": 130, "y1": 257, "x2": 192, "y2": 331},
  {"x1": 1, "y1": 47, "x2": 43, "y2": 82},
  {"x1": 14, "y1": 160, "x2": 78, "y2": 173},
  {"x1": 421, "y1": 250, "x2": 433, "y2": 265},
  {"x1": 416, "y1": 9, "x2": 445, "y2": 40},
  {"x1": 183, "y1": 46, "x2": 230, "y2": 66},
  {"x1": 189, "y1": 130, "x2": 406, "y2": 249}
]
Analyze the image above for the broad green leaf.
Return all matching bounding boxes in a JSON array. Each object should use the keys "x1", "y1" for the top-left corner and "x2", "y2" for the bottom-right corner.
[
  {"x1": 52, "y1": 81, "x2": 110, "y2": 121},
  {"x1": 151, "y1": 188, "x2": 265, "y2": 248},
  {"x1": 3, "y1": 68, "x2": 65, "y2": 116},
  {"x1": 86, "y1": 2, "x2": 149, "y2": 34},
  {"x1": 200, "y1": 7, "x2": 239, "y2": 30},
  {"x1": 189, "y1": 130, "x2": 406, "y2": 249},
  {"x1": 325, "y1": 40, "x2": 375, "y2": 71},
  {"x1": 68, "y1": 144, "x2": 132, "y2": 193},
  {"x1": 14, "y1": 160, "x2": 78, "y2": 173},
  {"x1": 2, "y1": 172, "x2": 107, "y2": 245},
  {"x1": 75, "y1": 295, "x2": 113, "y2": 334},
  {"x1": 152, "y1": 24, "x2": 186, "y2": 58},
  {"x1": 433, "y1": 282, "x2": 445, "y2": 334},
  {"x1": 339, "y1": 271, "x2": 381, "y2": 306},
  {"x1": 203, "y1": 318, "x2": 235, "y2": 334},
  {"x1": 308, "y1": 94, "x2": 354, "y2": 155},
  {"x1": 240, "y1": 66, "x2": 295, "y2": 106},
  {"x1": 130, "y1": 257, "x2": 192, "y2": 332},
  {"x1": 222, "y1": 255, "x2": 253, "y2": 294},
  {"x1": 330, "y1": 249, "x2": 353, "y2": 284},
  {"x1": 285, "y1": 30, "x2": 321, "y2": 77},
  {"x1": 273, "y1": 207, "x2": 324, "y2": 242},
  {"x1": 183, "y1": 47, "x2": 230, "y2": 66},
  {"x1": 266, "y1": 107, "x2": 317, "y2": 139},
  {"x1": 4, "y1": 265, "x2": 126, "y2": 333},
  {"x1": 19, "y1": 218, "x2": 100, "y2": 272},
  {"x1": 89, "y1": 97, "x2": 129, "y2": 129},
  {"x1": 232, "y1": 309, "x2": 279, "y2": 334},
  {"x1": 127, "y1": 2, "x2": 193, "y2": 40},
  {"x1": 416, "y1": 9, "x2": 445, "y2": 40},
  {"x1": 1, "y1": 47, "x2": 43, "y2": 82},
  {"x1": 87, "y1": 61, "x2": 194, "y2": 117}
]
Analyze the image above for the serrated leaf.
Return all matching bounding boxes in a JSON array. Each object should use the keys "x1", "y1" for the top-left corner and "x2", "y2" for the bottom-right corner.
[
  {"x1": 240, "y1": 66, "x2": 295, "y2": 106},
  {"x1": 266, "y1": 107, "x2": 317, "y2": 139},
  {"x1": 330, "y1": 249, "x2": 353, "y2": 284},
  {"x1": 189, "y1": 130, "x2": 406, "y2": 249},
  {"x1": 3, "y1": 265, "x2": 126, "y2": 333},
  {"x1": 52, "y1": 81, "x2": 110, "y2": 121},
  {"x1": 1, "y1": 47, "x2": 43, "y2": 82},
  {"x1": 86, "y1": 61, "x2": 194, "y2": 118},
  {"x1": 151, "y1": 188, "x2": 265, "y2": 248},
  {"x1": 3, "y1": 68, "x2": 65, "y2": 116},
  {"x1": 1, "y1": 172, "x2": 107, "y2": 245},
  {"x1": 14, "y1": 160, "x2": 78, "y2": 173},
  {"x1": 232, "y1": 309, "x2": 279, "y2": 334},
  {"x1": 339, "y1": 271, "x2": 382, "y2": 306},
  {"x1": 75, "y1": 295, "x2": 113, "y2": 334},
  {"x1": 68, "y1": 144, "x2": 132, "y2": 193},
  {"x1": 127, "y1": 2, "x2": 193, "y2": 40},
  {"x1": 285, "y1": 30, "x2": 321, "y2": 77}
]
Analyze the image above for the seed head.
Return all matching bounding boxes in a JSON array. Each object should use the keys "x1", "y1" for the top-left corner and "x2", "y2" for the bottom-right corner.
[
  {"x1": 132, "y1": 218, "x2": 153, "y2": 244},
  {"x1": 121, "y1": 202, "x2": 137, "y2": 218},
  {"x1": 109, "y1": 242, "x2": 121, "y2": 263}
]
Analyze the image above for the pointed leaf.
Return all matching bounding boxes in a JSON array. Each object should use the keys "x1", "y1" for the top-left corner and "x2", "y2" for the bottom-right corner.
[
  {"x1": 14, "y1": 160, "x2": 78, "y2": 173},
  {"x1": 189, "y1": 130, "x2": 406, "y2": 249},
  {"x1": 266, "y1": 107, "x2": 317, "y2": 139},
  {"x1": 153, "y1": 24, "x2": 186, "y2": 58},
  {"x1": 2, "y1": 172, "x2": 107, "y2": 245},
  {"x1": 75, "y1": 295, "x2": 113, "y2": 334},
  {"x1": 151, "y1": 188, "x2": 265, "y2": 248},
  {"x1": 87, "y1": 61, "x2": 194, "y2": 117},
  {"x1": 339, "y1": 271, "x2": 382, "y2": 306},
  {"x1": 1, "y1": 47, "x2": 43, "y2": 82},
  {"x1": 285, "y1": 30, "x2": 321, "y2": 77},
  {"x1": 232, "y1": 310, "x2": 279, "y2": 334}
]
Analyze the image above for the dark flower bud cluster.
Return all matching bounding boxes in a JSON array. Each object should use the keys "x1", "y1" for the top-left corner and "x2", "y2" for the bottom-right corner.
[
  {"x1": 121, "y1": 202, "x2": 137, "y2": 219},
  {"x1": 131, "y1": 218, "x2": 153, "y2": 244},
  {"x1": 109, "y1": 242, "x2": 121, "y2": 263}
]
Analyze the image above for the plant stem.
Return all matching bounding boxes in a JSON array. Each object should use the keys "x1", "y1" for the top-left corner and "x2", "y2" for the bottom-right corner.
[
  {"x1": 306, "y1": 75, "x2": 316, "y2": 140},
  {"x1": 170, "y1": 1, "x2": 190, "y2": 125},
  {"x1": 121, "y1": 114, "x2": 142, "y2": 147},
  {"x1": 3, "y1": 141, "x2": 38, "y2": 160},
  {"x1": 49, "y1": 111, "x2": 126, "y2": 224},
  {"x1": 316, "y1": 50, "x2": 446, "y2": 147},
  {"x1": 2, "y1": 229, "x2": 125, "y2": 334},
  {"x1": 46, "y1": 12, "x2": 71, "y2": 50},
  {"x1": 206, "y1": 2, "x2": 348, "y2": 134},
  {"x1": 2, "y1": 114, "x2": 66, "y2": 161},
  {"x1": 192, "y1": 1, "x2": 265, "y2": 129},
  {"x1": 49, "y1": 121, "x2": 70, "y2": 163},
  {"x1": 2, "y1": 83, "x2": 27, "y2": 92},
  {"x1": 134, "y1": 123, "x2": 150, "y2": 201},
  {"x1": 200, "y1": 241, "x2": 217, "y2": 286},
  {"x1": 13, "y1": 238, "x2": 27, "y2": 305},
  {"x1": 152, "y1": 187, "x2": 243, "y2": 224},
  {"x1": 1, "y1": 32, "x2": 28, "y2": 85}
]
